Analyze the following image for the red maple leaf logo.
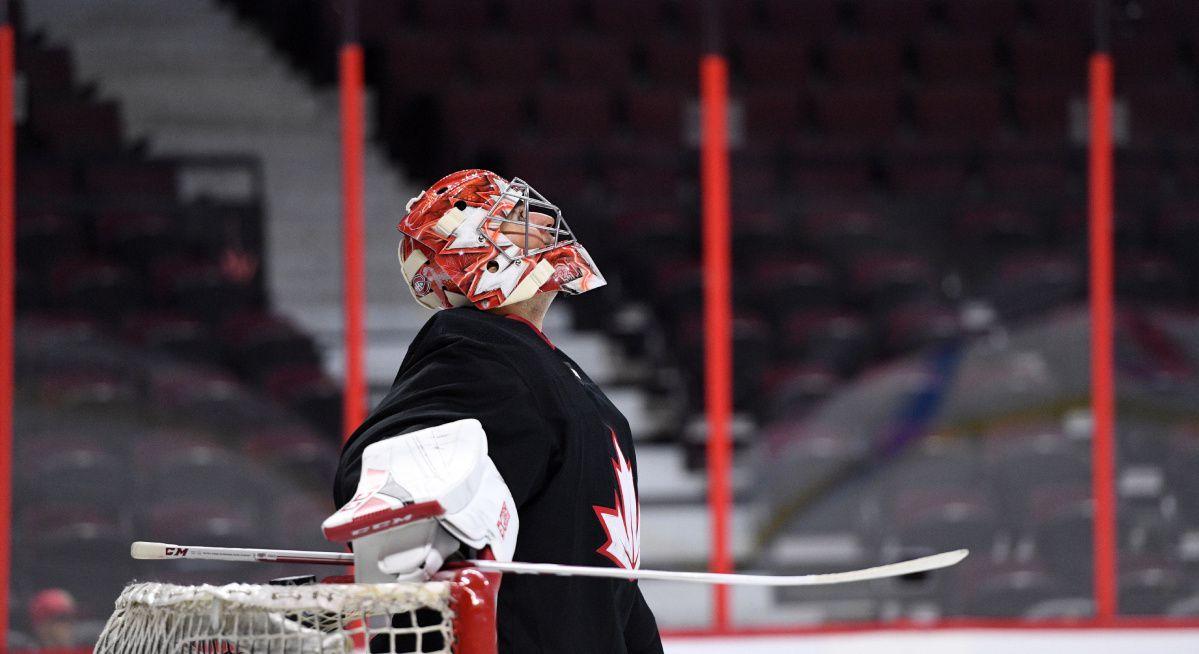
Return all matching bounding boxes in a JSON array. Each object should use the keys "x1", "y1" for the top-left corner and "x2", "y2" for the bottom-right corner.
[{"x1": 592, "y1": 431, "x2": 640, "y2": 570}]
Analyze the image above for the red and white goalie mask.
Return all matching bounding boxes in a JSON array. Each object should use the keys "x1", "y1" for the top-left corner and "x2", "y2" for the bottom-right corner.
[{"x1": 397, "y1": 169, "x2": 606, "y2": 310}]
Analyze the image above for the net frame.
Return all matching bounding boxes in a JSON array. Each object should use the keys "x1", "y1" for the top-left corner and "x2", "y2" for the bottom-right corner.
[{"x1": 94, "y1": 568, "x2": 498, "y2": 654}]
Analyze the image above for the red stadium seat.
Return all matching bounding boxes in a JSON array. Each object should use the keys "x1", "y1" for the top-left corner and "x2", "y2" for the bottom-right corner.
[
  {"x1": 19, "y1": 433, "x2": 129, "y2": 505},
  {"x1": 729, "y1": 160, "x2": 779, "y2": 204},
  {"x1": 83, "y1": 160, "x2": 178, "y2": 199},
  {"x1": 383, "y1": 34, "x2": 459, "y2": 91},
  {"x1": 124, "y1": 311, "x2": 218, "y2": 362},
  {"x1": 590, "y1": 0, "x2": 667, "y2": 34},
  {"x1": 959, "y1": 560, "x2": 1068, "y2": 618},
  {"x1": 761, "y1": 362, "x2": 839, "y2": 411},
  {"x1": 742, "y1": 87, "x2": 803, "y2": 139},
  {"x1": 95, "y1": 211, "x2": 179, "y2": 265},
  {"x1": 274, "y1": 491, "x2": 338, "y2": 549},
  {"x1": 537, "y1": 85, "x2": 613, "y2": 135},
  {"x1": 1121, "y1": 557, "x2": 1189, "y2": 616},
  {"x1": 603, "y1": 164, "x2": 681, "y2": 208},
  {"x1": 144, "y1": 499, "x2": 261, "y2": 543},
  {"x1": 18, "y1": 45, "x2": 75, "y2": 101},
  {"x1": 915, "y1": 35, "x2": 999, "y2": 84},
  {"x1": 891, "y1": 486, "x2": 999, "y2": 555},
  {"x1": 442, "y1": 85, "x2": 528, "y2": 145},
  {"x1": 504, "y1": 140, "x2": 592, "y2": 200},
  {"x1": 29, "y1": 99, "x2": 124, "y2": 154},
  {"x1": 1112, "y1": 35, "x2": 1185, "y2": 83},
  {"x1": 748, "y1": 259, "x2": 839, "y2": 317},
  {"x1": 414, "y1": 0, "x2": 490, "y2": 31},
  {"x1": 942, "y1": 0, "x2": 1023, "y2": 34},
  {"x1": 1157, "y1": 200, "x2": 1199, "y2": 239},
  {"x1": 984, "y1": 160, "x2": 1071, "y2": 196},
  {"x1": 811, "y1": 86, "x2": 902, "y2": 138},
  {"x1": 761, "y1": 0, "x2": 840, "y2": 34},
  {"x1": 351, "y1": 0, "x2": 406, "y2": 43},
  {"x1": 1116, "y1": 148, "x2": 1168, "y2": 197},
  {"x1": 555, "y1": 36, "x2": 631, "y2": 85},
  {"x1": 955, "y1": 206, "x2": 1043, "y2": 251},
  {"x1": 17, "y1": 211, "x2": 84, "y2": 258},
  {"x1": 217, "y1": 310, "x2": 320, "y2": 375},
  {"x1": 852, "y1": 0, "x2": 931, "y2": 34},
  {"x1": 738, "y1": 37, "x2": 811, "y2": 84},
  {"x1": 883, "y1": 302, "x2": 961, "y2": 352},
  {"x1": 263, "y1": 364, "x2": 343, "y2": 434},
  {"x1": 824, "y1": 36, "x2": 905, "y2": 83},
  {"x1": 1117, "y1": 254, "x2": 1189, "y2": 304},
  {"x1": 50, "y1": 258, "x2": 141, "y2": 317},
  {"x1": 848, "y1": 253, "x2": 937, "y2": 307},
  {"x1": 789, "y1": 164, "x2": 874, "y2": 194},
  {"x1": 1126, "y1": 85, "x2": 1199, "y2": 138},
  {"x1": 16, "y1": 161, "x2": 75, "y2": 199},
  {"x1": 1026, "y1": 0, "x2": 1091, "y2": 32},
  {"x1": 466, "y1": 36, "x2": 546, "y2": 82},
  {"x1": 802, "y1": 205, "x2": 889, "y2": 255},
  {"x1": 677, "y1": 0, "x2": 759, "y2": 34},
  {"x1": 625, "y1": 87, "x2": 686, "y2": 141},
  {"x1": 882, "y1": 140, "x2": 972, "y2": 193},
  {"x1": 1013, "y1": 86, "x2": 1076, "y2": 137},
  {"x1": 912, "y1": 86, "x2": 1006, "y2": 138},
  {"x1": 1009, "y1": 34, "x2": 1088, "y2": 88},
  {"x1": 642, "y1": 37, "x2": 700, "y2": 87},
  {"x1": 502, "y1": 0, "x2": 579, "y2": 32},
  {"x1": 730, "y1": 210, "x2": 786, "y2": 258}
]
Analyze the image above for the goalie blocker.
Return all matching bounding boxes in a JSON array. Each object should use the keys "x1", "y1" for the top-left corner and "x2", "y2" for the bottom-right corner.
[{"x1": 322, "y1": 419, "x2": 518, "y2": 583}]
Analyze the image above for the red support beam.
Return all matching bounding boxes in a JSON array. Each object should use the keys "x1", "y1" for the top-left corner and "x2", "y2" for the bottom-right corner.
[
  {"x1": 700, "y1": 53, "x2": 733, "y2": 632},
  {"x1": 339, "y1": 41, "x2": 367, "y2": 440},
  {"x1": 1087, "y1": 51, "x2": 1118, "y2": 622},
  {"x1": 0, "y1": 17, "x2": 14, "y2": 646}
]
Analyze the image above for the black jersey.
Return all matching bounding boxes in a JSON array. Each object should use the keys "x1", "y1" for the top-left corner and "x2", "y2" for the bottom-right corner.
[{"x1": 335, "y1": 307, "x2": 663, "y2": 654}]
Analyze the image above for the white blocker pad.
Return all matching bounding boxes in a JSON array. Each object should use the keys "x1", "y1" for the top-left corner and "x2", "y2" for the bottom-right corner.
[{"x1": 323, "y1": 419, "x2": 519, "y2": 582}]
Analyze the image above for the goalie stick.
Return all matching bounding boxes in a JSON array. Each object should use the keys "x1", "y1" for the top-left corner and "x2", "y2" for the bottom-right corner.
[{"x1": 131, "y1": 541, "x2": 968, "y2": 587}]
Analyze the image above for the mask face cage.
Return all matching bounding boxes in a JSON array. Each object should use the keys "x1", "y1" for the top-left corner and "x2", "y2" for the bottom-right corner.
[{"x1": 481, "y1": 177, "x2": 577, "y2": 261}]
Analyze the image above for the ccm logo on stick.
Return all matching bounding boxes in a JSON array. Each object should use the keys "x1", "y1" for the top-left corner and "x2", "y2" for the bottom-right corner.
[{"x1": 165, "y1": 547, "x2": 189, "y2": 557}]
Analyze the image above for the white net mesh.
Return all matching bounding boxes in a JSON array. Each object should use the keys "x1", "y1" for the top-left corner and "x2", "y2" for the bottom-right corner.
[{"x1": 94, "y1": 581, "x2": 458, "y2": 654}]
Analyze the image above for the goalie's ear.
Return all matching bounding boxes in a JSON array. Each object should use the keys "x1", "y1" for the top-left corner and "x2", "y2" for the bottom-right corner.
[{"x1": 323, "y1": 419, "x2": 520, "y2": 566}]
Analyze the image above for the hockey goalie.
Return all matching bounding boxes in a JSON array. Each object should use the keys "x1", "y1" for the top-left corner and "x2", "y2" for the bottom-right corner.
[{"x1": 328, "y1": 170, "x2": 664, "y2": 653}]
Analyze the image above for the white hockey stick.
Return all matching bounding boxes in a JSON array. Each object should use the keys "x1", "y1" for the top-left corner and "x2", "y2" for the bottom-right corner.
[
  {"x1": 131, "y1": 541, "x2": 967, "y2": 587},
  {"x1": 132, "y1": 541, "x2": 353, "y2": 566},
  {"x1": 470, "y1": 549, "x2": 967, "y2": 586}
]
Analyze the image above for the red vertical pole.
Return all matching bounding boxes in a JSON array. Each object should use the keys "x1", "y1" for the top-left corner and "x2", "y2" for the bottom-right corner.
[
  {"x1": 700, "y1": 53, "x2": 733, "y2": 632},
  {"x1": 339, "y1": 39, "x2": 367, "y2": 441},
  {"x1": 1088, "y1": 51, "x2": 1118, "y2": 622},
  {"x1": 0, "y1": 15, "x2": 15, "y2": 646}
]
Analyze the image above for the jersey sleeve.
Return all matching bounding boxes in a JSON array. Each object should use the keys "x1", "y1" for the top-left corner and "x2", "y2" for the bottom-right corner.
[
  {"x1": 335, "y1": 341, "x2": 562, "y2": 511},
  {"x1": 623, "y1": 583, "x2": 664, "y2": 654}
]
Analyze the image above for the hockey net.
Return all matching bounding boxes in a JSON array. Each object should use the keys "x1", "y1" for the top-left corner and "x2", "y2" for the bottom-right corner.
[{"x1": 93, "y1": 569, "x2": 498, "y2": 654}]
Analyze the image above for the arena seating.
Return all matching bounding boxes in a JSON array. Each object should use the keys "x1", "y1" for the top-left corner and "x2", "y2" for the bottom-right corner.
[
  {"x1": 9, "y1": 10, "x2": 345, "y2": 631},
  {"x1": 17, "y1": 0, "x2": 1199, "y2": 627}
]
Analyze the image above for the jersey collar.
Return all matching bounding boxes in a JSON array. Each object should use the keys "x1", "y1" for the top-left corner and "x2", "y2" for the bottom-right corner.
[{"x1": 504, "y1": 314, "x2": 555, "y2": 350}]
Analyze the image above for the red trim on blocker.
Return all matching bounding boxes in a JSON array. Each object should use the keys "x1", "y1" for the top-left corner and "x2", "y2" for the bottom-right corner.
[{"x1": 322, "y1": 499, "x2": 446, "y2": 542}]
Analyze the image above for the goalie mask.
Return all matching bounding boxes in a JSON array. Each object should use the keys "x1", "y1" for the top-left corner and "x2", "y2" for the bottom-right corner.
[{"x1": 398, "y1": 169, "x2": 606, "y2": 310}]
